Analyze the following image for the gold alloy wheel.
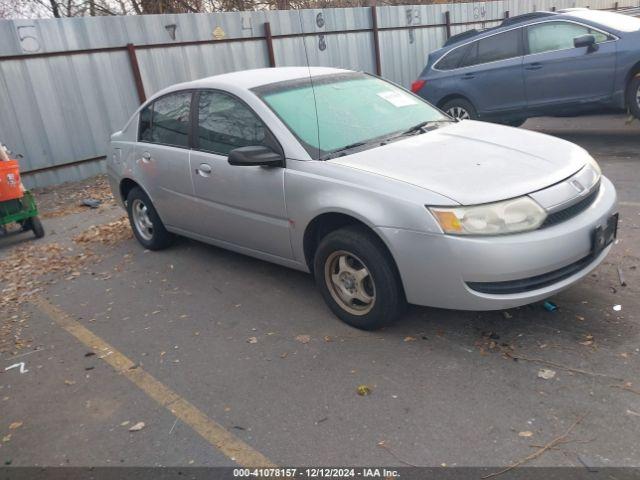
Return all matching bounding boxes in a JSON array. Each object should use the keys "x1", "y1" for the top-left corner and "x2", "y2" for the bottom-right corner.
[{"x1": 324, "y1": 250, "x2": 376, "y2": 316}]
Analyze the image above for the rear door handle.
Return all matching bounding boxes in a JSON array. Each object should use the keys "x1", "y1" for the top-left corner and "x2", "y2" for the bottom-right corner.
[
  {"x1": 461, "y1": 73, "x2": 475, "y2": 80},
  {"x1": 196, "y1": 163, "x2": 212, "y2": 177},
  {"x1": 525, "y1": 63, "x2": 542, "y2": 70},
  {"x1": 141, "y1": 151, "x2": 152, "y2": 163}
]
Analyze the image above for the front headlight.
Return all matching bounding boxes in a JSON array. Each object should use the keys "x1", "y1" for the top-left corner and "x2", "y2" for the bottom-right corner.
[
  {"x1": 429, "y1": 196, "x2": 547, "y2": 235},
  {"x1": 586, "y1": 155, "x2": 601, "y2": 177}
]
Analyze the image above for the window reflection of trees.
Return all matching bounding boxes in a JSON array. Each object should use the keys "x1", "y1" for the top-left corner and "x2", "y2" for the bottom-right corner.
[
  {"x1": 152, "y1": 93, "x2": 191, "y2": 146},
  {"x1": 198, "y1": 92, "x2": 266, "y2": 155}
]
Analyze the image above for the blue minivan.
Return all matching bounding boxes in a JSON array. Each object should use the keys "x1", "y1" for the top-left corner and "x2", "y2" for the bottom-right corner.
[{"x1": 412, "y1": 9, "x2": 640, "y2": 126}]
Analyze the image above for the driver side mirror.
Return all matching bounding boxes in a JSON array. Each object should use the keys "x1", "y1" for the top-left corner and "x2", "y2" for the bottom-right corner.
[
  {"x1": 574, "y1": 34, "x2": 598, "y2": 52},
  {"x1": 228, "y1": 146, "x2": 284, "y2": 167}
]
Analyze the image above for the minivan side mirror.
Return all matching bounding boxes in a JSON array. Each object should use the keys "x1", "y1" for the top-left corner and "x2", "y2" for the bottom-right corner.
[
  {"x1": 228, "y1": 146, "x2": 284, "y2": 167},
  {"x1": 574, "y1": 34, "x2": 598, "y2": 52}
]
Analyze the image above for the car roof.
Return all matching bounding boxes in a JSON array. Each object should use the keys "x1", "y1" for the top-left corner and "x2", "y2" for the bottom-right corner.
[
  {"x1": 158, "y1": 67, "x2": 351, "y2": 94},
  {"x1": 441, "y1": 8, "x2": 621, "y2": 49}
]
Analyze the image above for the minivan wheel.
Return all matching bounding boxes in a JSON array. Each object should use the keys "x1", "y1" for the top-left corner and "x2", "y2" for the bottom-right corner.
[
  {"x1": 628, "y1": 74, "x2": 640, "y2": 119},
  {"x1": 126, "y1": 187, "x2": 173, "y2": 250},
  {"x1": 313, "y1": 226, "x2": 405, "y2": 330},
  {"x1": 442, "y1": 98, "x2": 477, "y2": 121}
]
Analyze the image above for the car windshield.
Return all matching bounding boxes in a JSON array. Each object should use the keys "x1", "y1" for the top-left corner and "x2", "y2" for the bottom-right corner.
[
  {"x1": 568, "y1": 10, "x2": 640, "y2": 32},
  {"x1": 254, "y1": 72, "x2": 449, "y2": 160}
]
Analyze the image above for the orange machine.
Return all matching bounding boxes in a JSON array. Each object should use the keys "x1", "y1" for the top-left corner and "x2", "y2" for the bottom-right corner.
[{"x1": 0, "y1": 159, "x2": 24, "y2": 202}]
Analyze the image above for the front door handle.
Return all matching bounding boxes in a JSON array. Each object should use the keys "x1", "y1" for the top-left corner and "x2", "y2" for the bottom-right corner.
[
  {"x1": 196, "y1": 163, "x2": 212, "y2": 177},
  {"x1": 525, "y1": 62, "x2": 542, "y2": 71},
  {"x1": 461, "y1": 73, "x2": 475, "y2": 80}
]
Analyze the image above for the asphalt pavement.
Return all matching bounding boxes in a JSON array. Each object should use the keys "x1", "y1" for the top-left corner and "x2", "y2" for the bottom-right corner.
[{"x1": 1, "y1": 114, "x2": 639, "y2": 470}]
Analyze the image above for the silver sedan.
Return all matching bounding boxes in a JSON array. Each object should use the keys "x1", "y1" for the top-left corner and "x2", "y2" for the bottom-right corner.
[{"x1": 108, "y1": 67, "x2": 618, "y2": 330}]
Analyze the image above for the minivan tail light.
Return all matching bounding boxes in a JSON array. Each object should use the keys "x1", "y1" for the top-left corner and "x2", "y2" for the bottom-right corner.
[{"x1": 411, "y1": 79, "x2": 426, "y2": 93}]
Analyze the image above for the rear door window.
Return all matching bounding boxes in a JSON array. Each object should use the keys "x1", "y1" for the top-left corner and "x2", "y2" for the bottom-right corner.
[
  {"x1": 138, "y1": 91, "x2": 192, "y2": 148},
  {"x1": 461, "y1": 28, "x2": 523, "y2": 67},
  {"x1": 526, "y1": 21, "x2": 610, "y2": 54}
]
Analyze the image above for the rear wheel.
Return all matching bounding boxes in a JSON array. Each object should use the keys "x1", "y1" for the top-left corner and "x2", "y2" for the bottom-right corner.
[
  {"x1": 126, "y1": 187, "x2": 173, "y2": 250},
  {"x1": 30, "y1": 216, "x2": 44, "y2": 238},
  {"x1": 441, "y1": 98, "x2": 477, "y2": 121},
  {"x1": 628, "y1": 74, "x2": 640, "y2": 119},
  {"x1": 313, "y1": 225, "x2": 405, "y2": 330},
  {"x1": 22, "y1": 216, "x2": 44, "y2": 238}
]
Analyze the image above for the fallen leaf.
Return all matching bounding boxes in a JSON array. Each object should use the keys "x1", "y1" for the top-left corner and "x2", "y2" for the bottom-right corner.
[
  {"x1": 518, "y1": 431, "x2": 533, "y2": 437},
  {"x1": 403, "y1": 336, "x2": 417, "y2": 342},
  {"x1": 357, "y1": 384, "x2": 372, "y2": 396},
  {"x1": 64, "y1": 379, "x2": 76, "y2": 386},
  {"x1": 323, "y1": 336, "x2": 333, "y2": 342},
  {"x1": 120, "y1": 421, "x2": 130, "y2": 426},
  {"x1": 280, "y1": 352, "x2": 288, "y2": 358},
  {"x1": 247, "y1": 336, "x2": 258, "y2": 344},
  {"x1": 537, "y1": 368, "x2": 556, "y2": 380},
  {"x1": 129, "y1": 421, "x2": 145, "y2": 432},
  {"x1": 295, "y1": 335, "x2": 311, "y2": 344},
  {"x1": 8, "y1": 422, "x2": 22, "y2": 430},
  {"x1": 2, "y1": 435, "x2": 11, "y2": 443}
]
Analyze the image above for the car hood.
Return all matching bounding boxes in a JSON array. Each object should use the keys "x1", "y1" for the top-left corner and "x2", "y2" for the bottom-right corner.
[{"x1": 329, "y1": 120, "x2": 589, "y2": 205}]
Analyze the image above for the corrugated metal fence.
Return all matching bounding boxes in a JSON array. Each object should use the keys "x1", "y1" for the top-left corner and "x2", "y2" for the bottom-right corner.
[{"x1": 0, "y1": 0, "x2": 638, "y2": 187}]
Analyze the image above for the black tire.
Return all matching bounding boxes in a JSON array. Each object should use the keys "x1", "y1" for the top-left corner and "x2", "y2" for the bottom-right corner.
[
  {"x1": 313, "y1": 225, "x2": 406, "y2": 330},
  {"x1": 441, "y1": 98, "x2": 478, "y2": 121},
  {"x1": 126, "y1": 186, "x2": 173, "y2": 250},
  {"x1": 628, "y1": 74, "x2": 640, "y2": 119},
  {"x1": 502, "y1": 118, "x2": 527, "y2": 128},
  {"x1": 31, "y1": 216, "x2": 45, "y2": 238}
]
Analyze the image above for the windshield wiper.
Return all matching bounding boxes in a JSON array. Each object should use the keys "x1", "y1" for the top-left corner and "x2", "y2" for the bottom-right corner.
[
  {"x1": 321, "y1": 141, "x2": 369, "y2": 160},
  {"x1": 398, "y1": 120, "x2": 445, "y2": 136}
]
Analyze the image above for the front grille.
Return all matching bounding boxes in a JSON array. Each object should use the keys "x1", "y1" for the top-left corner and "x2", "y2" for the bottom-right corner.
[
  {"x1": 467, "y1": 253, "x2": 596, "y2": 295},
  {"x1": 540, "y1": 182, "x2": 600, "y2": 228}
]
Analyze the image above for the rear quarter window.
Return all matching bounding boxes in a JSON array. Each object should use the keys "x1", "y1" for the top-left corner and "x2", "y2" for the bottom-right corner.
[{"x1": 435, "y1": 44, "x2": 470, "y2": 70}]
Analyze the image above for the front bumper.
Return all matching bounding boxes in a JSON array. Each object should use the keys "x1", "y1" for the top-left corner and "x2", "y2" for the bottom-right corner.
[{"x1": 377, "y1": 176, "x2": 617, "y2": 310}]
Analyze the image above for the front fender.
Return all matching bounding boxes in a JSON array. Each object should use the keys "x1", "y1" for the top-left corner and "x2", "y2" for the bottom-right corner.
[{"x1": 284, "y1": 160, "x2": 451, "y2": 263}]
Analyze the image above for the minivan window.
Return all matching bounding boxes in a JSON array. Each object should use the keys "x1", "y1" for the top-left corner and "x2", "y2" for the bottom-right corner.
[
  {"x1": 139, "y1": 92, "x2": 191, "y2": 147},
  {"x1": 435, "y1": 44, "x2": 471, "y2": 70},
  {"x1": 462, "y1": 29, "x2": 522, "y2": 67},
  {"x1": 196, "y1": 91, "x2": 267, "y2": 156},
  {"x1": 527, "y1": 21, "x2": 609, "y2": 55}
]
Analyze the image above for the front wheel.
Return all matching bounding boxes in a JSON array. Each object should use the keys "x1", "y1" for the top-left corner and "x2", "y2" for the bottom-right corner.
[
  {"x1": 313, "y1": 226, "x2": 406, "y2": 330},
  {"x1": 126, "y1": 187, "x2": 173, "y2": 250},
  {"x1": 501, "y1": 118, "x2": 527, "y2": 128},
  {"x1": 441, "y1": 98, "x2": 477, "y2": 121},
  {"x1": 628, "y1": 74, "x2": 640, "y2": 119}
]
